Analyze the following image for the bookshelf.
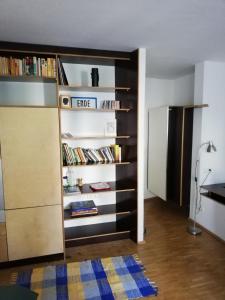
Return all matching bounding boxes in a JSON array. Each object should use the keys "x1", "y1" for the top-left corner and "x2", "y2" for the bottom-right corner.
[
  {"x1": 59, "y1": 49, "x2": 138, "y2": 250},
  {"x1": 0, "y1": 41, "x2": 139, "y2": 263}
]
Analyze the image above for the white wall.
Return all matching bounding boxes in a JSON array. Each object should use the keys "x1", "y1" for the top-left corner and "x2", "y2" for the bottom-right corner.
[
  {"x1": 190, "y1": 61, "x2": 225, "y2": 241},
  {"x1": 145, "y1": 74, "x2": 194, "y2": 198},
  {"x1": 173, "y1": 74, "x2": 194, "y2": 106}
]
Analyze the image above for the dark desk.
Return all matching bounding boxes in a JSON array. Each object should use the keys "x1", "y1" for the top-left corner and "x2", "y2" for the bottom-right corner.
[{"x1": 201, "y1": 183, "x2": 225, "y2": 205}]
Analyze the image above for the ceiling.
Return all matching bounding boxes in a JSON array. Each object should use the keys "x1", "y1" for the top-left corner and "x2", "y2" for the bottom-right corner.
[{"x1": 1, "y1": 0, "x2": 225, "y2": 78}]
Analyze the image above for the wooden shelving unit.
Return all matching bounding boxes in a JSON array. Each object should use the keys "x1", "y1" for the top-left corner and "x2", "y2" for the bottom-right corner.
[
  {"x1": 58, "y1": 49, "x2": 138, "y2": 249},
  {"x1": 0, "y1": 42, "x2": 139, "y2": 261}
]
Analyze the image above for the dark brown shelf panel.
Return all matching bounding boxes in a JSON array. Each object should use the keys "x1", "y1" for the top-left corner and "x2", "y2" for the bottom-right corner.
[
  {"x1": 65, "y1": 222, "x2": 130, "y2": 244},
  {"x1": 64, "y1": 204, "x2": 131, "y2": 220},
  {"x1": 59, "y1": 54, "x2": 130, "y2": 62},
  {"x1": 58, "y1": 85, "x2": 130, "y2": 92},
  {"x1": 63, "y1": 161, "x2": 130, "y2": 168},
  {"x1": 61, "y1": 135, "x2": 130, "y2": 140},
  {"x1": 0, "y1": 75, "x2": 56, "y2": 83},
  {"x1": 60, "y1": 107, "x2": 130, "y2": 112}
]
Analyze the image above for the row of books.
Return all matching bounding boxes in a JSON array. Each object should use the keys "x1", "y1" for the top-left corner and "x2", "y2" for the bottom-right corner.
[
  {"x1": 101, "y1": 100, "x2": 120, "y2": 110},
  {"x1": 0, "y1": 56, "x2": 56, "y2": 77},
  {"x1": 62, "y1": 143, "x2": 122, "y2": 165},
  {"x1": 70, "y1": 200, "x2": 98, "y2": 217}
]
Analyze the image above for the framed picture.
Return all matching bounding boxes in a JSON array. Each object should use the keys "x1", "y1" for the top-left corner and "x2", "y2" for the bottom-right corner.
[
  {"x1": 104, "y1": 119, "x2": 117, "y2": 136},
  {"x1": 72, "y1": 97, "x2": 97, "y2": 109},
  {"x1": 60, "y1": 95, "x2": 71, "y2": 108}
]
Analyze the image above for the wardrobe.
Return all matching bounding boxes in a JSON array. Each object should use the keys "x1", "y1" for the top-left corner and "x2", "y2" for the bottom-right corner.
[{"x1": 148, "y1": 105, "x2": 207, "y2": 215}]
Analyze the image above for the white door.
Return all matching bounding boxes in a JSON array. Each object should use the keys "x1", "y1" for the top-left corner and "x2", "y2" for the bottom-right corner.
[{"x1": 148, "y1": 106, "x2": 169, "y2": 200}]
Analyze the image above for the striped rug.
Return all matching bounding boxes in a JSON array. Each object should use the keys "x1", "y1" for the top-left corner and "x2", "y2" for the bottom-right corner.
[{"x1": 11, "y1": 255, "x2": 158, "y2": 299}]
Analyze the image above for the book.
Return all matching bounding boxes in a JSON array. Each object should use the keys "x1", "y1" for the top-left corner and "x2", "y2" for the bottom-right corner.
[
  {"x1": 101, "y1": 100, "x2": 120, "y2": 110},
  {"x1": 70, "y1": 200, "x2": 98, "y2": 217},
  {"x1": 57, "y1": 58, "x2": 68, "y2": 85},
  {"x1": 90, "y1": 182, "x2": 111, "y2": 191}
]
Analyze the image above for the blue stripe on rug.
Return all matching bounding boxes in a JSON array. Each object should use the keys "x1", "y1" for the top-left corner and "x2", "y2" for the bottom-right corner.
[
  {"x1": 56, "y1": 264, "x2": 69, "y2": 300},
  {"x1": 91, "y1": 259, "x2": 114, "y2": 300},
  {"x1": 123, "y1": 256, "x2": 157, "y2": 297},
  {"x1": 16, "y1": 269, "x2": 32, "y2": 289}
]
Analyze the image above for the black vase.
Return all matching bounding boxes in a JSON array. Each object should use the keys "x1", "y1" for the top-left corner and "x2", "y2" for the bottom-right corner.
[{"x1": 91, "y1": 68, "x2": 99, "y2": 87}]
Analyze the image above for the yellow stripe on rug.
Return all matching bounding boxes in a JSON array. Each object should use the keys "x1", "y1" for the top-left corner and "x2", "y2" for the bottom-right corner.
[{"x1": 101, "y1": 257, "x2": 127, "y2": 300}]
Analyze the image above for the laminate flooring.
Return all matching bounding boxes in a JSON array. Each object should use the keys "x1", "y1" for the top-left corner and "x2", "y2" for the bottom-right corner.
[{"x1": 0, "y1": 198, "x2": 225, "y2": 299}]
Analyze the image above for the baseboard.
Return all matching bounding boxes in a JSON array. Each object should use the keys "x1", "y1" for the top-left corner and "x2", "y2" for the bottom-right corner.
[
  {"x1": 0, "y1": 253, "x2": 64, "y2": 269},
  {"x1": 188, "y1": 218, "x2": 225, "y2": 244},
  {"x1": 138, "y1": 240, "x2": 146, "y2": 245},
  {"x1": 144, "y1": 197, "x2": 158, "y2": 201}
]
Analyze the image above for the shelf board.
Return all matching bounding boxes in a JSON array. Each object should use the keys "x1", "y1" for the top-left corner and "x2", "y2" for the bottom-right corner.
[
  {"x1": 64, "y1": 204, "x2": 131, "y2": 220},
  {"x1": 60, "y1": 107, "x2": 130, "y2": 112},
  {"x1": 64, "y1": 181, "x2": 136, "y2": 196},
  {"x1": 0, "y1": 75, "x2": 56, "y2": 83},
  {"x1": 65, "y1": 222, "x2": 130, "y2": 242},
  {"x1": 58, "y1": 85, "x2": 130, "y2": 92},
  {"x1": 63, "y1": 161, "x2": 130, "y2": 168},
  {"x1": 61, "y1": 135, "x2": 130, "y2": 140}
]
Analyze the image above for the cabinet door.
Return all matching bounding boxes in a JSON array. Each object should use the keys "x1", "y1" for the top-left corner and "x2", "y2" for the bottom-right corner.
[
  {"x1": 0, "y1": 108, "x2": 61, "y2": 209},
  {"x1": 148, "y1": 106, "x2": 169, "y2": 200},
  {"x1": 6, "y1": 205, "x2": 63, "y2": 261}
]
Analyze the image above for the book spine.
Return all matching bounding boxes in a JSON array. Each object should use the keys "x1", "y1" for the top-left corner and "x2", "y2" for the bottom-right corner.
[
  {"x1": 77, "y1": 148, "x2": 86, "y2": 164},
  {"x1": 82, "y1": 149, "x2": 91, "y2": 163},
  {"x1": 74, "y1": 148, "x2": 81, "y2": 164},
  {"x1": 32, "y1": 57, "x2": 36, "y2": 76}
]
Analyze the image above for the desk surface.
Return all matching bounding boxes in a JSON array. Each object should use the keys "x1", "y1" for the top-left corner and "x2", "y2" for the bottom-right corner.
[{"x1": 201, "y1": 183, "x2": 225, "y2": 205}]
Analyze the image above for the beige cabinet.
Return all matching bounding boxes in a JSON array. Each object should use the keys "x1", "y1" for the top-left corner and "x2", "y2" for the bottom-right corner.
[
  {"x1": 0, "y1": 107, "x2": 61, "y2": 209},
  {"x1": 6, "y1": 205, "x2": 63, "y2": 261},
  {"x1": 0, "y1": 107, "x2": 63, "y2": 261}
]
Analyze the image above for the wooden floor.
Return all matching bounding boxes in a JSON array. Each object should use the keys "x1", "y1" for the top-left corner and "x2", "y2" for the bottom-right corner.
[{"x1": 1, "y1": 198, "x2": 225, "y2": 299}]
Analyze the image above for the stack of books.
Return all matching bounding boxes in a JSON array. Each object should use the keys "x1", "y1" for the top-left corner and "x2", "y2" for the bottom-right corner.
[
  {"x1": 0, "y1": 56, "x2": 56, "y2": 77},
  {"x1": 62, "y1": 143, "x2": 122, "y2": 166},
  {"x1": 90, "y1": 182, "x2": 111, "y2": 191},
  {"x1": 101, "y1": 100, "x2": 120, "y2": 110},
  {"x1": 70, "y1": 200, "x2": 98, "y2": 217}
]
